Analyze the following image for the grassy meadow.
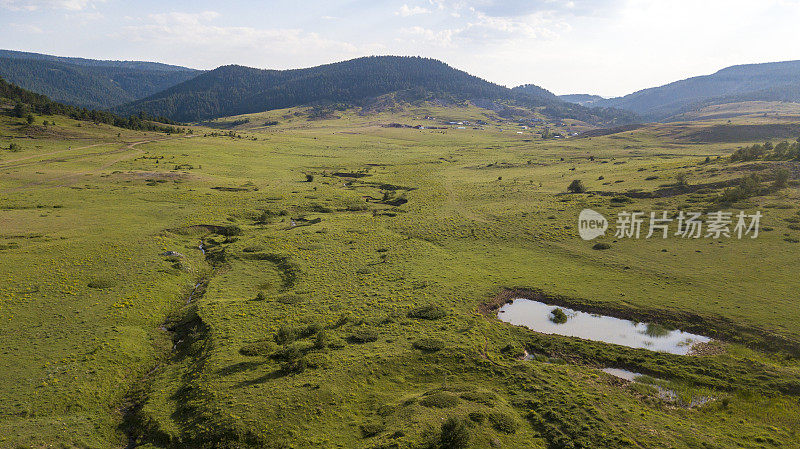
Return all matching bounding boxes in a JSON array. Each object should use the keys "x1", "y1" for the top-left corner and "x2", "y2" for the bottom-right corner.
[{"x1": 1, "y1": 104, "x2": 800, "y2": 448}]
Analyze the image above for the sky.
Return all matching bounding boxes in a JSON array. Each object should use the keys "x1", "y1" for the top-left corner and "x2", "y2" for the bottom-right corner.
[{"x1": 1, "y1": 0, "x2": 800, "y2": 97}]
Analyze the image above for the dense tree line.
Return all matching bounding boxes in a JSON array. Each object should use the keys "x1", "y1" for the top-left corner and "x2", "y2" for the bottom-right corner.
[
  {"x1": 115, "y1": 56, "x2": 637, "y2": 125},
  {"x1": 730, "y1": 139, "x2": 800, "y2": 161},
  {"x1": 0, "y1": 77, "x2": 184, "y2": 133}
]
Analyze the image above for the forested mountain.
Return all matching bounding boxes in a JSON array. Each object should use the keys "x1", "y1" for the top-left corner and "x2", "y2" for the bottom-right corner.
[
  {"x1": 593, "y1": 60, "x2": 800, "y2": 120},
  {"x1": 0, "y1": 50, "x2": 200, "y2": 109},
  {"x1": 115, "y1": 56, "x2": 636, "y2": 124},
  {"x1": 0, "y1": 76, "x2": 183, "y2": 133}
]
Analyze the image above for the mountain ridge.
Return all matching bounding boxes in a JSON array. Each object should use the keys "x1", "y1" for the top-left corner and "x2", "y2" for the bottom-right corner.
[
  {"x1": 591, "y1": 60, "x2": 800, "y2": 120},
  {"x1": 114, "y1": 56, "x2": 635, "y2": 124}
]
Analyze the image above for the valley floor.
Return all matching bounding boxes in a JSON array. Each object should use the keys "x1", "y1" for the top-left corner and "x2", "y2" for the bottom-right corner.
[{"x1": 1, "y1": 107, "x2": 800, "y2": 448}]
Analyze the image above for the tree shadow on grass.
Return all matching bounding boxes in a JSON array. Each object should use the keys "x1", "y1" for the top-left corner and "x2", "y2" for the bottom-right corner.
[
  {"x1": 215, "y1": 360, "x2": 264, "y2": 376},
  {"x1": 234, "y1": 369, "x2": 287, "y2": 388}
]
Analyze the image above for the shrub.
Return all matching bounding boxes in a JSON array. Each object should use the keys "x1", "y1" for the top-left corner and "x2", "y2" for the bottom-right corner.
[
  {"x1": 87, "y1": 279, "x2": 114, "y2": 289},
  {"x1": 301, "y1": 322, "x2": 323, "y2": 338},
  {"x1": 305, "y1": 173, "x2": 314, "y2": 182},
  {"x1": 412, "y1": 338, "x2": 445, "y2": 352},
  {"x1": 550, "y1": 308, "x2": 568, "y2": 324},
  {"x1": 273, "y1": 342, "x2": 303, "y2": 361},
  {"x1": 468, "y1": 411, "x2": 485, "y2": 423},
  {"x1": 276, "y1": 293, "x2": 304, "y2": 304},
  {"x1": 239, "y1": 340, "x2": 276, "y2": 356},
  {"x1": 408, "y1": 304, "x2": 446, "y2": 320},
  {"x1": 644, "y1": 323, "x2": 669, "y2": 337},
  {"x1": 328, "y1": 337, "x2": 346, "y2": 349},
  {"x1": 500, "y1": 343, "x2": 525, "y2": 358},
  {"x1": 773, "y1": 168, "x2": 790, "y2": 189},
  {"x1": 254, "y1": 291, "x2": 266, "y2": 301},
  {"x1": 592, "y1": 242, "x2": 611, "y2": 250},
  {"x1": 731, "y1": 143, "x2": 767, "y2": 162},
  {"x1": 313, "y1": 329, "x2": 328, "y2": 349},
  {"x1": 460, "y1": 391, "x2": 496, "y2": 405},
  {"x1": 715, "y1": 174, "x2": 763, "y2": 205},
  {"x1": 440, "y1": 417, "x2": 470, "y2": 449},
  {"x1": 487, "y1": 412, "x2": 518, "y2": 434},
  {"x1": 420, "y1": 392, "x2": 460, "y2": 408},
  {"x1": 275, "y1": 324, "x2": 297, "y2": 345},
  {"x1": 281, "y1": 355, "x2": 308, "y2": 374},
  {"x1": 349, "y1": 328, "x2": 378, "y2": 343},
  {"x1": 360, "y1": 422, "x2": 384, "y2": 438},
  {"x1": 218, "y1": 225, "x2": 242, "y2": 236},
  {"x1": 567, "y1": 179, "x2": 586, "y2": 193}
]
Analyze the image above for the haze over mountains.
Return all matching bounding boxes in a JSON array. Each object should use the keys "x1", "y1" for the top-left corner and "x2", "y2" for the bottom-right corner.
[
  {"x1": 558, "y1": 60, "x2": 800, "y2": 120},
  {"x1": 3, "y1": 49, "x2": 800, "y2": 126}
]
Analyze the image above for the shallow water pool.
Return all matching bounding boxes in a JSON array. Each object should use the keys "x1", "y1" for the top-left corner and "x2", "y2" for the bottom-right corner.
[{"x1": 498, "y1": 298, "x2": 710, "y2": 355}]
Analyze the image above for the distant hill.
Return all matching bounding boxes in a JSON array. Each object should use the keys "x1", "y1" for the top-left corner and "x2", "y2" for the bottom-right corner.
[
  {"x1": 0, "y1": 50, "x2": 200, "y2": 109},
  {"x1": 0, "y1": 49, "x2": 195, "y2": 72},
  {"x1": 511, "y1": 84, "x2": 559, "y2": 101},
  {"x1": 594, "y1": 60, "x2": 800, "y2": 120},
  {"x1": 115, "y1": 56, "x2": 636, "y2": 124},
  {"x1": 559, "y1": 94, "x2": 605, "y2": 107}
]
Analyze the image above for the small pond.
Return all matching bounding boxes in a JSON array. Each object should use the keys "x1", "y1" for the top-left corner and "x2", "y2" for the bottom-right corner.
[{"x1": 498, "y1": 298, "x2": 711, "y2": 355}]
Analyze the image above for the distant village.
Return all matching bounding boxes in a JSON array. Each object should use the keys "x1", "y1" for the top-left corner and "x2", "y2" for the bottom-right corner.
[{"x1": 383, "y1": 115, "x2": 578, "y2": 139}]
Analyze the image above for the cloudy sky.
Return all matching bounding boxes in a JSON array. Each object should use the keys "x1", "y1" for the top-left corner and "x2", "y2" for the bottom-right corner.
[{"x1": 2, "y1": 0, "x2": 800, "y2": 97}]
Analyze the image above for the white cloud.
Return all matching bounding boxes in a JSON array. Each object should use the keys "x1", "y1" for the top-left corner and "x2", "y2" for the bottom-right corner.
[
  {"x1": 462, "y1": 10, "x2": 565, "y2": 40},
  {"x1": 400, "y1": 7, "x2": 565, "y2": 46},
  {"x1": 396, "y1": 4, "x2": 431, "y2": 17},
  {"x1": 64, "y1": 10, "x2": 102, "y2": 22},
  {"x1": 8, "y1": 22, "x2": 43, "y2": 32},
  {"x1": 399, "y1": 26, "x2": 456, "y2": 47},
  {"x1": 0, "y1": 0, "x2": 103, "y2": 11},
  {"x1": 114, "y1": 11, "x2": 384, "y2": 69}
]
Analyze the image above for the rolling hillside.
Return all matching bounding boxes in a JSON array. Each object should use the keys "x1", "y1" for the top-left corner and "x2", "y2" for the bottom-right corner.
[
  {"x1": 0, "y1": 49, "x2": 200, "y2": 109},
  {"x1": 115, "y1": 56, "x2": 636, "y2": 124}
]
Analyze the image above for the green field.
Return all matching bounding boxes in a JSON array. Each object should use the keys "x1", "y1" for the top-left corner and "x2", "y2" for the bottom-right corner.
[{"x1": 2, "y1": 105, "x2": 800, "y2": 449}]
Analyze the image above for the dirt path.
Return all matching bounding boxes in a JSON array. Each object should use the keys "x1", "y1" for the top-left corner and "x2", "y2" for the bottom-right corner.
[
  {"x1": 0, "y1": 142, "x2": 108, "y2": 168},
  {"x1": 0, "y1": 137, "x2": 179, "y2": 193}
]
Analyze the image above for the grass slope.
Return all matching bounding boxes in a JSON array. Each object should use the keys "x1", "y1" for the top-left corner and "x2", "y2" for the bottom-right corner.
[{"x1": 0, "y1": 105, "x2": 799, "y2": 448}]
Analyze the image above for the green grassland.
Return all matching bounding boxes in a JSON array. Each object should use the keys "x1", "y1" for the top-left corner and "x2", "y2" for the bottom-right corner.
[{"x1": 2, "y1": 105, "x2": 800, "y2": 449}]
